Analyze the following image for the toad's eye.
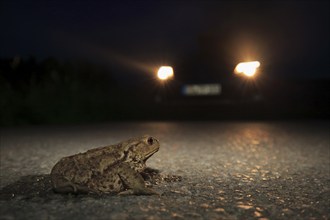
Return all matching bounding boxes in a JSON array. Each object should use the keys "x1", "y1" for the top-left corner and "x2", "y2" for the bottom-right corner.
[{"x1": 147, "y1": 137, "x2": 154, "y2": 145}]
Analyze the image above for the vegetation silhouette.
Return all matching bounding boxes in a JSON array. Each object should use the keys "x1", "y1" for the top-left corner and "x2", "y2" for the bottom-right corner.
[{"x1": 0, "y1": 56, "x2": 128, "y2": 125}]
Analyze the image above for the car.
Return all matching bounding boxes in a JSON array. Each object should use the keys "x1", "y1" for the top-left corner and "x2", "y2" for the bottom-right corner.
[
  {"x1": 153, "y1": 60, "x2": 264, "y2": 105},
  {"x1": 151, "y1": 32, "x2": 268, "y2": 106}
]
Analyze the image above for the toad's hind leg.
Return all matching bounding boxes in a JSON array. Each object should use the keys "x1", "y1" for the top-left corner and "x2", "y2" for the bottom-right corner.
[
  {"x1": 117, "y1": 163, "x2": 159, "y2": 196},
  {"x1": 52, "y1": 176, "x2": 91, "y2": 194}
]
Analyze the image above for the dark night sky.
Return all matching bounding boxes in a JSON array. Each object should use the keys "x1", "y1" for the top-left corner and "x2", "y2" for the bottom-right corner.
[{"x1": 1, "y1": 0, "x2": 329, "y2": 78}]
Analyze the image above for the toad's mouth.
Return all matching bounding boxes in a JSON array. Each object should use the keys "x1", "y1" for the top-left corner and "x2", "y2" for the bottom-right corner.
[{"x1": 144, "y1": 148, "x2": 159, "y2": 161}]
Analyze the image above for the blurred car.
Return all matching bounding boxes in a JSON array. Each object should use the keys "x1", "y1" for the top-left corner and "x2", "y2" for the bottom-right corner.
[
  {"x1": 154, "y1": 60, "x2": 264, "y2": 105},
  {"x1": 151, "y1": 33, "x2": 269, "y2": 105}
]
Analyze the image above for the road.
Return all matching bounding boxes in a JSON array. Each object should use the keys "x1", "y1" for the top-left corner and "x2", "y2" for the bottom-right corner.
[{"x1": 1, "y1": 121, "x2": 329, "y2": 219}]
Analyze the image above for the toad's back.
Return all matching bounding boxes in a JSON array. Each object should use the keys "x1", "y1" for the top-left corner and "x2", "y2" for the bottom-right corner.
[{"x1": 50, "y1": 144, "x2": 124, "y2": 187}]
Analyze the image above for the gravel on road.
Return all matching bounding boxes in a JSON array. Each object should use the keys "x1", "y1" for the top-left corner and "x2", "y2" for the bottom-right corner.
[{"x1": 1, "y1": 121, "x2": 329, "y2": 219}]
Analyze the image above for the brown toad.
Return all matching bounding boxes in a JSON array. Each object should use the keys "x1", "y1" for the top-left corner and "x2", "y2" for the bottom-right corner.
[{"x1": 50, "y1": 135, "x2": 160, "y2": 195}]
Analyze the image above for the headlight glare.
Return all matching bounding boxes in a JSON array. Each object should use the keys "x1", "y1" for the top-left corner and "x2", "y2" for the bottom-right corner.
[{"x1": 235, "y1": 61, "x2": 260, "y2": 77}]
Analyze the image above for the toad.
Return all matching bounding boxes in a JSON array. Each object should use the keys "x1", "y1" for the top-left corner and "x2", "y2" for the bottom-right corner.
[{"x1": 50, "y1": 135, "x2": 160, "y2": 195}]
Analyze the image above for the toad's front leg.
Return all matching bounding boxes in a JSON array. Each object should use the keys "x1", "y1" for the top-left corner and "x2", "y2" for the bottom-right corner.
[{"x1": 117, "y1": 163, "x2": 159, "y2": 196}]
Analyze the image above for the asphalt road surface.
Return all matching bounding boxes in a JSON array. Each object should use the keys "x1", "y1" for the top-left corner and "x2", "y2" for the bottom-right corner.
[{"x1": 1, "y1": 121, "x2": 329, "y2": 220}]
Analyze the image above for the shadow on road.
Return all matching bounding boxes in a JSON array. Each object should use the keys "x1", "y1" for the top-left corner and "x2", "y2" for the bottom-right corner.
[
  {"x1": 0, "y1": 175, "x2": 54, "y2": 201},
  {"x1": 0, "y1": 168, "x2": 182, "y2": 201}
]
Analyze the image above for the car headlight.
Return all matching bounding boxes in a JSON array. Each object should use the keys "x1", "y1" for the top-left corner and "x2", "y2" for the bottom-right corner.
[
  {"x1": 157, "y1": 66, "x2": 174, "y2": 81},
  {"x1": 234, "y1": 61, "x2": 260, "y2": 77}
]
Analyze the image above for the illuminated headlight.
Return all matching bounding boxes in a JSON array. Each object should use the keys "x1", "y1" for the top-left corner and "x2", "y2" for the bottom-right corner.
[
  {"x1": 157, "y1": 66, "x2": 174, "y2": 81},
  {"x1": 234, "y1": 61, "x2": 260, "y2": 77}
]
